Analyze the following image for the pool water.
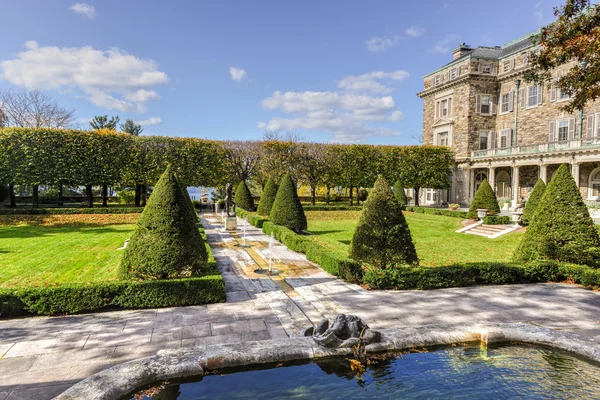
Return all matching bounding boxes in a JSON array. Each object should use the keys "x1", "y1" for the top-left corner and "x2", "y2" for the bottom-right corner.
[{"x1": 129, "y1": 343, "x2": 600, "y2": 399}]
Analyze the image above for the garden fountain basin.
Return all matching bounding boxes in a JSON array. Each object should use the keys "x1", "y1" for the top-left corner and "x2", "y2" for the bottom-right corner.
[{"x1": 54, "y1": 322, "x2": 600, "y2": 400}]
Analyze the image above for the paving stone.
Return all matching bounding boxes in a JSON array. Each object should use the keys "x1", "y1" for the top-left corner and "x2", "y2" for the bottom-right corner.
[
  {"x1": 29, "y1": 347, "x2": 116, "y2": 372},
  {"x1": 2, "y1": 367, "x2": 71, "y2": 390},
  {"x1": 4, "y1": 383, "x2": 72, "y2": 400},
  {"x1": 210, "y1": 319, "x2": 267, "y2": 336},
  {"x1": 83, "y1": 329, "x2": 152, "y2": 349},
  {"x1": 110, "y1": 341, "x2": 181, "y2": 364},
  {"x1": 151, "y1": 327, "x2": 182, "y2": 342},
  {"x1": 0, "y1": 392, "x2": 8, "y2": 400},
  {"x1": 3, "y1": 337, "x2": 88, "y2": 358},
  {"x1": 181, "y1": 324, "x2": 211, "y2": 339},
  {"x1": 0, "y1": 355, "x2": 39, "y2": 375},
  {"x1": 0, "y1": 343, "x2": 15, "y2": 357}
]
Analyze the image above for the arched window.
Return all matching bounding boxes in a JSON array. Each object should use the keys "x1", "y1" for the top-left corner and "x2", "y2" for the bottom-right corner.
[{"x1": 588, "y1": 167, "x2": 600, "y2": 200}]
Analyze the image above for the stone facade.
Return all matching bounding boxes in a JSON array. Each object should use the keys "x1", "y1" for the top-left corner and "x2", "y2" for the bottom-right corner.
[{"x1": 417, "y1": 34, "x2": 600, "y2": 208}]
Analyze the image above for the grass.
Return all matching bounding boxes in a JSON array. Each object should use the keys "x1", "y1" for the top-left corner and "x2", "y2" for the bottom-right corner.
[
  {"x1": 0, "y1": 222, "x2": 134, "y2": 289},
  {"x1": 306, "y1": 211, "x2": 523, "y2": 267}
]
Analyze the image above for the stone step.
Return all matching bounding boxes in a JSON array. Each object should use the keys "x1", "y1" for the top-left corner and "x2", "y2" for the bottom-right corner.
[{"x1": 465, "y1": 230, "x2": 491, "y2": 237}]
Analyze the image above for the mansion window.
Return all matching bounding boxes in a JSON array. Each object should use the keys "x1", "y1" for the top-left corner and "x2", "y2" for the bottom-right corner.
[
  {"x1": 441, "y1": 99, "x2": 449, "y2": 116},
  {"x1": 589, "y1": 168, "x2": 600, "y2": 200},
  {"x1": 479, "y1": 134, "x2": 488, "y2": 150},
  {"x1": 435, "y1": 75, "x2": 441, "y2": 86},
  {"x1": 481, "y1": 64, "x2": 492, "y2": 74},
  {"x1": 439, "y1": 132, "x2": 449, "y2": 146},
  {"x1": 558, "y1": 88, "x2": 570, "y2": 100},
  {"x1": 435, "y1": 97, "x2": 452, "y2": 119},
  {"x1": 480, "y1": 95, "x2": 491, "y2": 114},
  {"x1": 502, "y1": 60, "x2": 512, "y2": 72},
  {"x1": 501, "y1": 92, "x2": 513, "y2": 113},
  {"x1": 528, "y1": 86, "x2": 538, "y2": 107},
  {"x1": 500, "y1": 130, "x2": 508, "y2": 148},
  {"x1": 558, "y1": 120, "x2": 569, "y2": 142}
]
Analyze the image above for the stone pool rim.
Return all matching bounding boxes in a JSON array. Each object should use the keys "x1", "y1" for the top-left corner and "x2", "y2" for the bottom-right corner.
[{"x1": 54, "y1": 322, "x2": 600, "y2": 400}]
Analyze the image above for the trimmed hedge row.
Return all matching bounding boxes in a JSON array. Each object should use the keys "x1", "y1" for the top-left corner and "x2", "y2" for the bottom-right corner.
[
  {"x1": 0, "y1": 227, "x2": 225, "y2": 318},
  {"x1": 302, "y1": 205, "x2": 364, "y2": 211},
  {"x1": 236, "y1": 208, "x2": 268, "y2": 228},
  {"x1": 482, "y1": 215, "x2": 511, "y2": 225},
  {"x1": 404, "y1": 206, "x2": 468, "y2": 219},
  {"x1": 362, "y1": 260, "x2": 600, "y2": 290},
  {"x1": 0, "y1": 207, "x2": 143, "y2": 215}
]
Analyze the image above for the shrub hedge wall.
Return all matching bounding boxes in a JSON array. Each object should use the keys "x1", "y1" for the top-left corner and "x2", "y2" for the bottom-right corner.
[
  {"x1": 404, "y1": 206, "x2": 468, "y2": 219},
  {"x1": 0, "y1": 207, "x2": 143, "y2": 215},
  {"x1": 0, "y1": 227, "x2": 225, "y2": 318},
  {"x1": 482, "y1": 215, "x2": 511, "y2": 225},
  {"x1": 362, "y1": 260, "x2": 600, "y2": 290}
]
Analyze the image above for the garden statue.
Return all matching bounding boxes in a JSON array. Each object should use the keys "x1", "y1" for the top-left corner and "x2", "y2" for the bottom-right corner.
[
  {"x1": 225, "y1": 183, "x2": 233, "y2": 217},
  {"x1": 305, "y1": 314, "x2": 381, "y2": 348},
  {"x1": 224, "y1": 183, "x2": 237, "y2": 230}
]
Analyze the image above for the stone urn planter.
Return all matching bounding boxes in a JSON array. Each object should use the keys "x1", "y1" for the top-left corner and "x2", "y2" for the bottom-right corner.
[
  {"x1": 477, "y1": 209, "x2": 488, "y2": 220},
  {"x1": 449, "y1": 203, "x2": 459, "y2": 211}
]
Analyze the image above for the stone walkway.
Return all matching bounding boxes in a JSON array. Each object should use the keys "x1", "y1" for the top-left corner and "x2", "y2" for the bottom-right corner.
[{"x1": 1, "y1": 213, "x2": 600, "y2": 399}]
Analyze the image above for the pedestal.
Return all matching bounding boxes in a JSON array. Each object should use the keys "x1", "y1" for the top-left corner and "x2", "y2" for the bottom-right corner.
[{"x1": 225, "y1": 216, "x2": 237, "y2": 231}]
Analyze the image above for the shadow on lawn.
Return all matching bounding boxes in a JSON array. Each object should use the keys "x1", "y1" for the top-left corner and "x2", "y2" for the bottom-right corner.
[
  {"x1": 309, "y1": 230, "x2": 345, "y2": 236},
  {"x1": 0, "y1": 225, "x2": 131, "y2": 239}
]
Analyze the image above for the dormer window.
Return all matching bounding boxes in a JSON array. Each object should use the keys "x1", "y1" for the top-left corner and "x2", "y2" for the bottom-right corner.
[
  {"x1": 435, "y1": 75, "x2": 441, "y2": 86},
  {"x1": 503, "y1": 60, "x2": 511, "y2": 72},
  {"x1": 482, "y1": 64, "x2": 492, "y2": 74},
  {"x1": 449, "y1": 68, "x2": 458, "y2": 79}
]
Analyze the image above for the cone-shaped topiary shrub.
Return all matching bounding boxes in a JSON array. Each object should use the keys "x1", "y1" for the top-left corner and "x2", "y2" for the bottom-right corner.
[
  {"x1": 175, "y1": 175, "x2": 199, "y2": 223},
  {"x1": 467, "y1": 179, "x2": 500, "y2": 219},
  {"x1": 521, "y1": 178, "x2": 546, "y2": 226},
  {"x1": 119, "y1": 165, "x2": 208, "y2": 280},
  {"x1": 350, "y1": 176, "x2": 418, "y2": 269},
  {"x1": 513, "y1": 164, "x2": 600, "y2": 267},
  {"x1": 392, "y1": 180, "x2": 408, "y2": 209},
  {"x1": 257, "y1": 177, "x2": 278, "y2": 216},
  {"x1": 270, "y1": 173, "x2": 307, "y2": 232},
  {"x1": 234, "y1": 180, "x2": 255, "y2": 211}
]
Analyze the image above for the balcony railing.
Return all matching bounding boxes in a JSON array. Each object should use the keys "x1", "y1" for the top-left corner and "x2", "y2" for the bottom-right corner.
[{"x1": 471, "y1": 138, "x2": 600, "y2": 159}]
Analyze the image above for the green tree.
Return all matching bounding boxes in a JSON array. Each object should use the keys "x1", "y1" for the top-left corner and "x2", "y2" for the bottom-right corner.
[
  {"x1": 397, "y1": 146, "x2": 454, "y2": 207},
  {"x1": 467, "y1": 179, "x2": 500, "y2": 219},
  {"x1": 522, "y1": 178, "x2": 547, "y2": 226},
  {"x1": 349, "y1": 176, "x2": 418, "y2": 269},
  {"x1": 120, "y1": 119, "x2": 143, "y2": 136},
  {"x1": 234, "y1": 180, "x2": 255, "y2": 211},
  {"x1": 513, "y1": 164, "x2": 600, "y2": 267},
  {"x1": 119, "y1": 165, "x2": 208, "y2": 279},
  {"x1": 392, "y1": 180, "x2": 408, "y2": 209},
  {"x1": 270, "y1": 173, "x2": 307, "y2": 232},
  {"x1": 257, "y1": 177, "x2": 277, "y2": 216},
  {"x1": 526, "y1": 0, "x2": 600, "y2": 113},
  {"x1": 90, "y1": 115, "x2": 120, "y2": 130}
]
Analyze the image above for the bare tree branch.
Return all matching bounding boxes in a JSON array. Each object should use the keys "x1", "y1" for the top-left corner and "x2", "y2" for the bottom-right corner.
[{"x1": 0, "y1": 89, "x2": 75, "y2": 129}]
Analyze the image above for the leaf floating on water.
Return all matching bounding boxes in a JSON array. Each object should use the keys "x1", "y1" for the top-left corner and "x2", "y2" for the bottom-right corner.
[{"x1": 132, "y1": 381, "x2": 169, "y2": 399}]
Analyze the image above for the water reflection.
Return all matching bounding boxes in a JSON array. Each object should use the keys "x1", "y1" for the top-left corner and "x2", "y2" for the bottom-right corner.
[{"x1": 126, "y1": 344, "x2": 600, "y2": 399}]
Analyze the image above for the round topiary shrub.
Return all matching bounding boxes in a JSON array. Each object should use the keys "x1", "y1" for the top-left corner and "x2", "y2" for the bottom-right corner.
[
  {"x1": 119, "y1": 165, "x2": 208, "y2": 280},
  {"x1": 467, "y1": 179, "x2": 500, "y2": 219},
  {"x1": 392, "y1": 180, "x2": 408, "y2": 209},
  {"x1": 350, "y1": 176, "x2": 418, "y2": 269},
  {"x1": 521, "y1": 178, "x2": 546, "y2": 226},
  {"x1": 513, "y1": 164, "x2": 600, "y2": 267},
  {"x1": 270, "y1": 173, "x2": 307, "y2": 233},
  {"x1": 257, "y1": 177, "x2": 277, "y2": 216},
  {"x1": 234, "y1": 180, "x2": 255, "y2": 211}
]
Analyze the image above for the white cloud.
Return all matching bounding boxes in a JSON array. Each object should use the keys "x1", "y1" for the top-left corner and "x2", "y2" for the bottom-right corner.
[
  {"x1": 405, "y1": 27, "x2": 426, "y2": 38},
  {"x1": 337, "y1": 70, "x2": 410, "y2": 94},
  {"x1": 258, "y1": 90, "x2": 403, "y2": 143},
  {"x1": 365, "y1": 35, "x2": 401, "y2": 52},
  {"x1": 229, "y1": 67, "x2": 247, "y2": 82},
  {"x1": 0, "y1": 41, "x2": 169, "y2": 112},
  {"x1": 70, "y1": 3, "x2": 96, "y2": 19},
  {"x1": 429, "y1": 34, "x2": 459, "y2": 54},
  {"x1": 135, "y1": 117, "x2": 163, "y2": 127}
]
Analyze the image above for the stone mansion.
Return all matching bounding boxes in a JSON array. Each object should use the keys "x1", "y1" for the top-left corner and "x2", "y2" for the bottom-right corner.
[{"x1": 417, "y1": 32, "x2": 600, "y2": 208}]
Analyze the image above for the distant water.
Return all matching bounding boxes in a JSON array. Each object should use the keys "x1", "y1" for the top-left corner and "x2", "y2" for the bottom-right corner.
[{"x1": 127, "y1": 343, "x2": 600, "y2": 399}]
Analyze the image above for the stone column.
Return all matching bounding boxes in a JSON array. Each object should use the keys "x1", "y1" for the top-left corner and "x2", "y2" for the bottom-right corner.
[
  {"x1": 488, "y1": 167, "x2": 496, "y2": 194},
  {"x1": 469, "y1": 168, "x2": 475, "y2": 202},
  {"x1": 512, "y1": 165, "x2": 520, "y2": 208},
  {"x1": 572, "y1": 162, "x2": 580, "y2": 188},
  {"x1": 540, "y1": 164, "x2": 548, "y2": 183}
]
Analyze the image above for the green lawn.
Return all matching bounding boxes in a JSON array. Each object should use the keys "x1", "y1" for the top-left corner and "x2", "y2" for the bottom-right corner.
[
  {"x1": 0, "y1": 224, "x2": 134, "y2": 288},
  {"x1": 306, "y1": 211, "x2": 523, "y2": 267}
]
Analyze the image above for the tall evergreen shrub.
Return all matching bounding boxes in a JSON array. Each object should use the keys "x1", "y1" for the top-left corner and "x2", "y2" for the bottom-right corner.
[
  {"x1": 513, "y1": 164, "x2": 600, "y2": 267},
  {"x1": 392, "y1": 180, "x2": 408, "y2": 209},
  {"x1": 270, "y1": 173, "x2": 307, "y2": 232},
  {"x1": 119, "y1": 166, "x2": 208, "y2": 280},
  {"x1": 350, "y1": 176, "x2": 418, "y2": 268},
  {"x1": 176, "y1": 175, "x2": 199, "y2": 222},
  {"x1": 467, "y1": 179, "x2": 500, "y2": 219},
  {"x1": 521, "y1": 178, "x2": 546, "y2": 226},
  {"x1": 234, "y1": 180, "x2": 255, "y2": 211},
  {"x1": 257, "y1": 177, "x2": 278, "y2": 216}
]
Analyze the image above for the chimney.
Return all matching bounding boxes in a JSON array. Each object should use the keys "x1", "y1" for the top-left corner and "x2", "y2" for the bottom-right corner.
[{"x1": 452, "y1": 43, "x2": 471, "y2": 60}]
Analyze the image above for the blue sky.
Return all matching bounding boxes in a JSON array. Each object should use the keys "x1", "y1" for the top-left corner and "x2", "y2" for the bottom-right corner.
[{"x1": 0, "y1": 0, "x2": 564, "y2": 144}]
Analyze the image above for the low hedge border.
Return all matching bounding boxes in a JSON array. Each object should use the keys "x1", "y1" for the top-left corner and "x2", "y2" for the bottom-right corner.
[
  {"x1": 236, "y1": 208, "x2": 363, "y2": 283},
  {"x1": 483, "y1": 215, "x2": 511, "y2": 225},
  {"x1": 362, "y1": 260, "x2": 600, "y2": 290},
  {"x1": 0, "y1": 207, "x2": 143, "y2": 215},
  {"x1": 302, "y1": 205, "x2": 364, "y2": 211},
  {"x1": 404, "y1": 206, "x2": 468, "y2": 219},
  {"x1": 0, "y1": 227, "x2": 225, "y2": 318}
]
